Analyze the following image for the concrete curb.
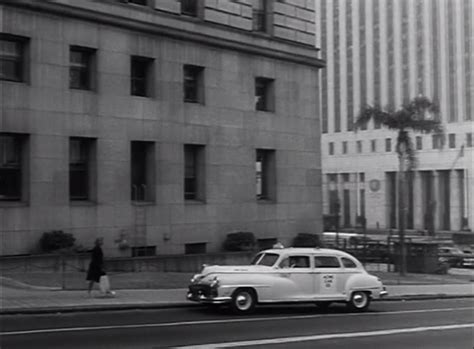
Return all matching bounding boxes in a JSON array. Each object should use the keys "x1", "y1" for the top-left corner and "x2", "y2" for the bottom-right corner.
[{"x1": 2, "y1": 294, "x2": 473, "y2": 315}]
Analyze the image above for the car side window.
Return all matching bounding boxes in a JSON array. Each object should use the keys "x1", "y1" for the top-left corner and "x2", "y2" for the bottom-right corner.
[
  {"x1": 341, "y1": 257, "x2": 357, "y2": 268},
  {"x1": 279, "y1": 258, "x2": 290, "y2": 268},
  {"x1": 288, "y1": 256, "x2": 310, "y2": 268},
  {"x1": 314, "y1": 256, "x2": 340, "y2": 268}
]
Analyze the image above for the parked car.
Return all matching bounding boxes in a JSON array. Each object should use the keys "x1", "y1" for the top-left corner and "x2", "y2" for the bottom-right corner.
[
  {"x1": 187, "y1": 246, "x2": 387, "y2": 314},
  {"x1": 437, "y1": 246, "x2": 465, "y2": 267},
  {"x1": 460, "y1": 249, "x2": 474, "y2": 268}
]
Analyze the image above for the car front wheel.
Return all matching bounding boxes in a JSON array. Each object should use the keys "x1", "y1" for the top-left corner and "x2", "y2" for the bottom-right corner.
[
  {"x1": 230, "y1": 288, "x2": 256, "y2": 314},
  {"x1": 347, "y1": 291, "x2": 370, "y2": 312}
]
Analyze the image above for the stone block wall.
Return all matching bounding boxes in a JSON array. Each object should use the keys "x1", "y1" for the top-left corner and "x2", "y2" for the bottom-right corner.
[
  {"x1": 0, "y1": 1, "x2": 321, "y2": 256},
  {"x1": 153, "y1": 0, "x2": 315, "y2": 45}
]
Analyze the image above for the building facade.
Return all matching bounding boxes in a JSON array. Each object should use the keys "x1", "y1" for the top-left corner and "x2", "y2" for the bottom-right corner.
[
  {"x1": 0, "y1": 0, "x2": 323, "y2": 256},
  {"x1": 316, "y1": 0, "x2": 473, "y2": 233}
]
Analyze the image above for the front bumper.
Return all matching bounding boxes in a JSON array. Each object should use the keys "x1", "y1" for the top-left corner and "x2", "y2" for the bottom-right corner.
[
  {"x1": 380, "y1": 287, "x2": 388, "y2": 297},
  {"x1": 187, "y1": 292, "x2": 231, "y2": 304},
  {"x1": 187, "y1": 283, "x2": 232, "y2": 304}
]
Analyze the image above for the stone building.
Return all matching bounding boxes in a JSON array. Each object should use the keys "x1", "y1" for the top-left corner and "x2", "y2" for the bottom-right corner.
[
  {"x1": 0, "y1": 0, "x2": 324, "y2": 256},
  {"x1": 316, "y1": 0, "x2": 473, "y2": 234}
]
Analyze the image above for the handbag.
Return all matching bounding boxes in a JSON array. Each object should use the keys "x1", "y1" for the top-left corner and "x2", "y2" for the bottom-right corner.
[{"x1": 99, "y1": 275, "x2": 111, "y2": 294}]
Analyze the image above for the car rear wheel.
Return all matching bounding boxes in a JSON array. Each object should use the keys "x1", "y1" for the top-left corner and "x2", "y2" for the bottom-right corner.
[
  {"x1": 230, "y1": 288, "x2": 256, "y2": 314},
  {"x1": 347, "y1": 291, "x2": 370, "y2": 312}
]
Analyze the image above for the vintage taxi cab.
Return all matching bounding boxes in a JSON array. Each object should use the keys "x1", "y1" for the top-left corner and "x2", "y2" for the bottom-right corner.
[{"x1": 187, "y1": 247, "x2": 387, "y2": 314}]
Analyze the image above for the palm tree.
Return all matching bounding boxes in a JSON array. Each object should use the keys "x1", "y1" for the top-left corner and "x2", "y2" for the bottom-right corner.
[{"x1": 354, "y1": 96, "x2": 444, "y2": 276}]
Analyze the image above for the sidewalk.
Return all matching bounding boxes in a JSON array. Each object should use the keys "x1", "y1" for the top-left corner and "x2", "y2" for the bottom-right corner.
[{"x1": 1, "y1": 276, "x2": 473, "y2": 315}]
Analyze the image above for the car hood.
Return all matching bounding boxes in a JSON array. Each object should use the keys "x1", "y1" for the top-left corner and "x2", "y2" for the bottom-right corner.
[{"x1": 201, "y1": 264, "x2": 272, "y2": 276}]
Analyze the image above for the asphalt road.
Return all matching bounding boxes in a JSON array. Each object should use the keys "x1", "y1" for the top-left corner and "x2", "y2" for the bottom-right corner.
[{"x1": 1, "y1": 299, "x2": 473, "y2": 348}]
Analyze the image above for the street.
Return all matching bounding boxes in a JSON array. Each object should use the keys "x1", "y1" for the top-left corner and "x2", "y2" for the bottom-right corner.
[{"x1": 1, "y1": 298, "x2": 472, "y2": 348}]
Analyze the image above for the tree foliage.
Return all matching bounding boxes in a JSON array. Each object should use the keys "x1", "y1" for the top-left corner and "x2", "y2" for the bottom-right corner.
[{"x1": 354, "y1": 96, "x2": 444, "y2": 170}]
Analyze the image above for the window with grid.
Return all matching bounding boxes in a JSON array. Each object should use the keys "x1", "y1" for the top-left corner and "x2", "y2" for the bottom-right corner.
[
  {"x1": 131, "y1": 141, "x2": 155, "y2": 202},
  {"x1": 329, "y1": 142, "x2": 334, "y2": 155},
  {"x1": 183, "y1": 65, "x2": 204, "y2": 103},
  {"x1": 252, "y1": 0, "x2": 267, "y2": 32},
  {"x1": 0, "y1": 36, "x2": 27, "y2": 82},
  {"x1": 184, "y1": 144, "x2": 205, "y2": 201},
  {"x1": 416, "y1": 136, "x2": 423, "y2": 150},
  {"x1": 342, "y1": 141, "x2": 348, "y2": 154},
  {"x1": 70, "y1": 138, "x2": 94, "y2": 201},
  {"x1": 432, "y1": 134, "x2": 442, "y2": 149},
  {"x1": 371, "y1": 139, "x2": 377, "y2": 152},
  {"x1": 448, "y1": 133, "x2": 456, "y2": 148},
  {"x1": 255, "y1": 77, "x2": 275, "y2": 112},
  {"x1": 256, "y1": 149, "x2": 276, "y2": 201},
  {"x1": 0, "y1": 133, "x2": 24, "y2": 201},
  {"x1": 181, "y1": 0, "x2": 198, "y2": 16},
  {"x1": 131, "y1": 56, "x2": 153, "y2": 97},
  {"x1": 385, "y1": 138, "x2": 392, "y2": 152},
  {"x1": 70, "y1": 46, "x2": 95, "y2": 90}
]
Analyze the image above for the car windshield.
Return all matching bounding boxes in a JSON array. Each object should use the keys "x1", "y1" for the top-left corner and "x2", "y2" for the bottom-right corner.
[{"x1": 250, "y1": 253, "x2": 280, "y2": 266}]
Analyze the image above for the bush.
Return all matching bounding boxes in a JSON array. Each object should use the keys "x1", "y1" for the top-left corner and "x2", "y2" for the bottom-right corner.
[
  {"x1": 323, "y1": 214, "x2": 338, "y2": 231},
  {"x1": 292, "y1": 233, "x2": 322, "y2": 248},
  {"x1": 39, "y1": 230, "x2": 76, "y2": 253},
  {"x1": 223, "y1": 232, "x2": 256, "y2": 252}
]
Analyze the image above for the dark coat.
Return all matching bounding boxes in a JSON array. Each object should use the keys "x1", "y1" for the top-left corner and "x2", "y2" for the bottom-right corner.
[{"x1": 86, "y1": 245, "x2": 105, "y2": 282}]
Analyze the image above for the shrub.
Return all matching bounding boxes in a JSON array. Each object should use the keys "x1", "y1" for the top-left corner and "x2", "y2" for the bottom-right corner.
[
  {"x1": 223, "y1": 232, "x2": 256, "y2": 252},
  {"x1": 323, "y1": 214, "x2": 338, "y2": 231},
  {"x1": 39, "y1": 230, "x2": 76, "y2": 253},
  {"x1": 292, "y1": 233, "x2": 322, "y2": 248}
]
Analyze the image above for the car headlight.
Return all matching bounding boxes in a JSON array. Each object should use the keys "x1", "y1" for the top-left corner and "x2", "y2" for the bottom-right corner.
[
  {"x1": 190, "y1": 274, "x2": 202, "y2": 284},
  {"x1": 210, "y1": 276, "x2": 220, "y2": 288}
]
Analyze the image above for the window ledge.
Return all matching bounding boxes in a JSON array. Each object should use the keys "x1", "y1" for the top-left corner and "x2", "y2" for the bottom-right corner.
[
  {"x1": 69, "y1": 87, "x2": 96, "y2": 93},
  {"x1": 0, "y1": 201, "x2": 29, "y2": 208},
  {"x1": 257, "y1": 199, "x2": 276, "y2": 204},
  {"x1": 132, "y1": 201, "x2": 156, "y2": 206},
  {"x1": 185, "y1": 199, "x2": 206, "y2": 205},
  {"x1": 70, "y1": 201, "x2": 97, "y2": 207}
]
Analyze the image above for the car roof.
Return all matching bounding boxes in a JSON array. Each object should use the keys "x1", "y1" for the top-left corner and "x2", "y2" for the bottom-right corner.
[{"x1": 261, "y1": 247, "x2": 357, "y2": 259}]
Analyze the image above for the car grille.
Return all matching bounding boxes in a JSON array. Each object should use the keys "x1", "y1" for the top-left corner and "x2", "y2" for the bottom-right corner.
[{"x1": 189, "y1": 284, "x2": 213, "y2": 297}]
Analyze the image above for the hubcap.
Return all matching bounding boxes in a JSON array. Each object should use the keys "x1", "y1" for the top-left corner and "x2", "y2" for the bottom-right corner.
[
  {"x1": 236, "y1": 292, "x2": 252, "y2": 310},
  {"x1": 353, "y1": 292, "x2": 367, "y2": 308}
]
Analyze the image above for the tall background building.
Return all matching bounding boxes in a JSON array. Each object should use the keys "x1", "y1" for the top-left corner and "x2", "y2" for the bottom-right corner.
[
  {"x1": 316, "y1": 0, "x2": 473, "y2": 234},
  {"x1": 0, "y1": 0, "x2": 323, "y2": 256}
]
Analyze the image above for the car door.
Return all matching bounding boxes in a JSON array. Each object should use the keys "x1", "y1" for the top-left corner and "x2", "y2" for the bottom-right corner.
[
  {"x1": 273, "y1": 254, "x2": 314, "y2": 300},
  {"x1": 313, "y1": 255, "x2": 345, "y2": 299}
]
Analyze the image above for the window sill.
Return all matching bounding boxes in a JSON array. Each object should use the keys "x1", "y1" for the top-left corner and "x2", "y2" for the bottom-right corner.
[
  {"x1": 131, "y1": 93, "x2": 152, "y2": 99},
  {"x1": 256, "y1": 109, "x2": 275, "y2": 113},
  {"x1": 0, "y1": 201, "x2": 29, "y2": 208},
  {"x1": 184, "y1": 100, "x2": 204, "y2": 105},
  {"x1": 70, "y1": 201, "x2": 97, "y2": 207},
  {"x1": 69, "y1": 87, "x2": 95, "y2": 93},
  {"x1": 1, "y1": 78, "x2": 26, "y2": 84},
  {"x1": 132, "y1": 201, "x2": 156, "y2": 206},
  {"x1": 257, "y1": 199, "x2": 276, "y2": 204},
  {"x1": 185, "y1": 199, "x2": 206, "y2": 205}
]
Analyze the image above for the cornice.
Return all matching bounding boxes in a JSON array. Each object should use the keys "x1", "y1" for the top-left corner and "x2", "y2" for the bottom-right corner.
[{"x1": 0, "y1": 0, "x2": 325, "y2": 68}]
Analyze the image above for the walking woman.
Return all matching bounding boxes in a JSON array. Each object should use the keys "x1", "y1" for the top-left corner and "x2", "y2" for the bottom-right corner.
[{"x1": 86, "y1": 237, "x2": 109, "y2": 296}]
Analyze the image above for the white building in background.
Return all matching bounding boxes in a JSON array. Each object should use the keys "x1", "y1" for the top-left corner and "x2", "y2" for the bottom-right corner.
[{"x1": 315, "y1": 0, "x2": 473, "y2": 233}]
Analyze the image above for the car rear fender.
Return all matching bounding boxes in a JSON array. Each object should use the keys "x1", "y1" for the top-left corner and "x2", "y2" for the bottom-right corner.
[{"x1": 344, "y1": 274, "x2": 379, "y2": 301}]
